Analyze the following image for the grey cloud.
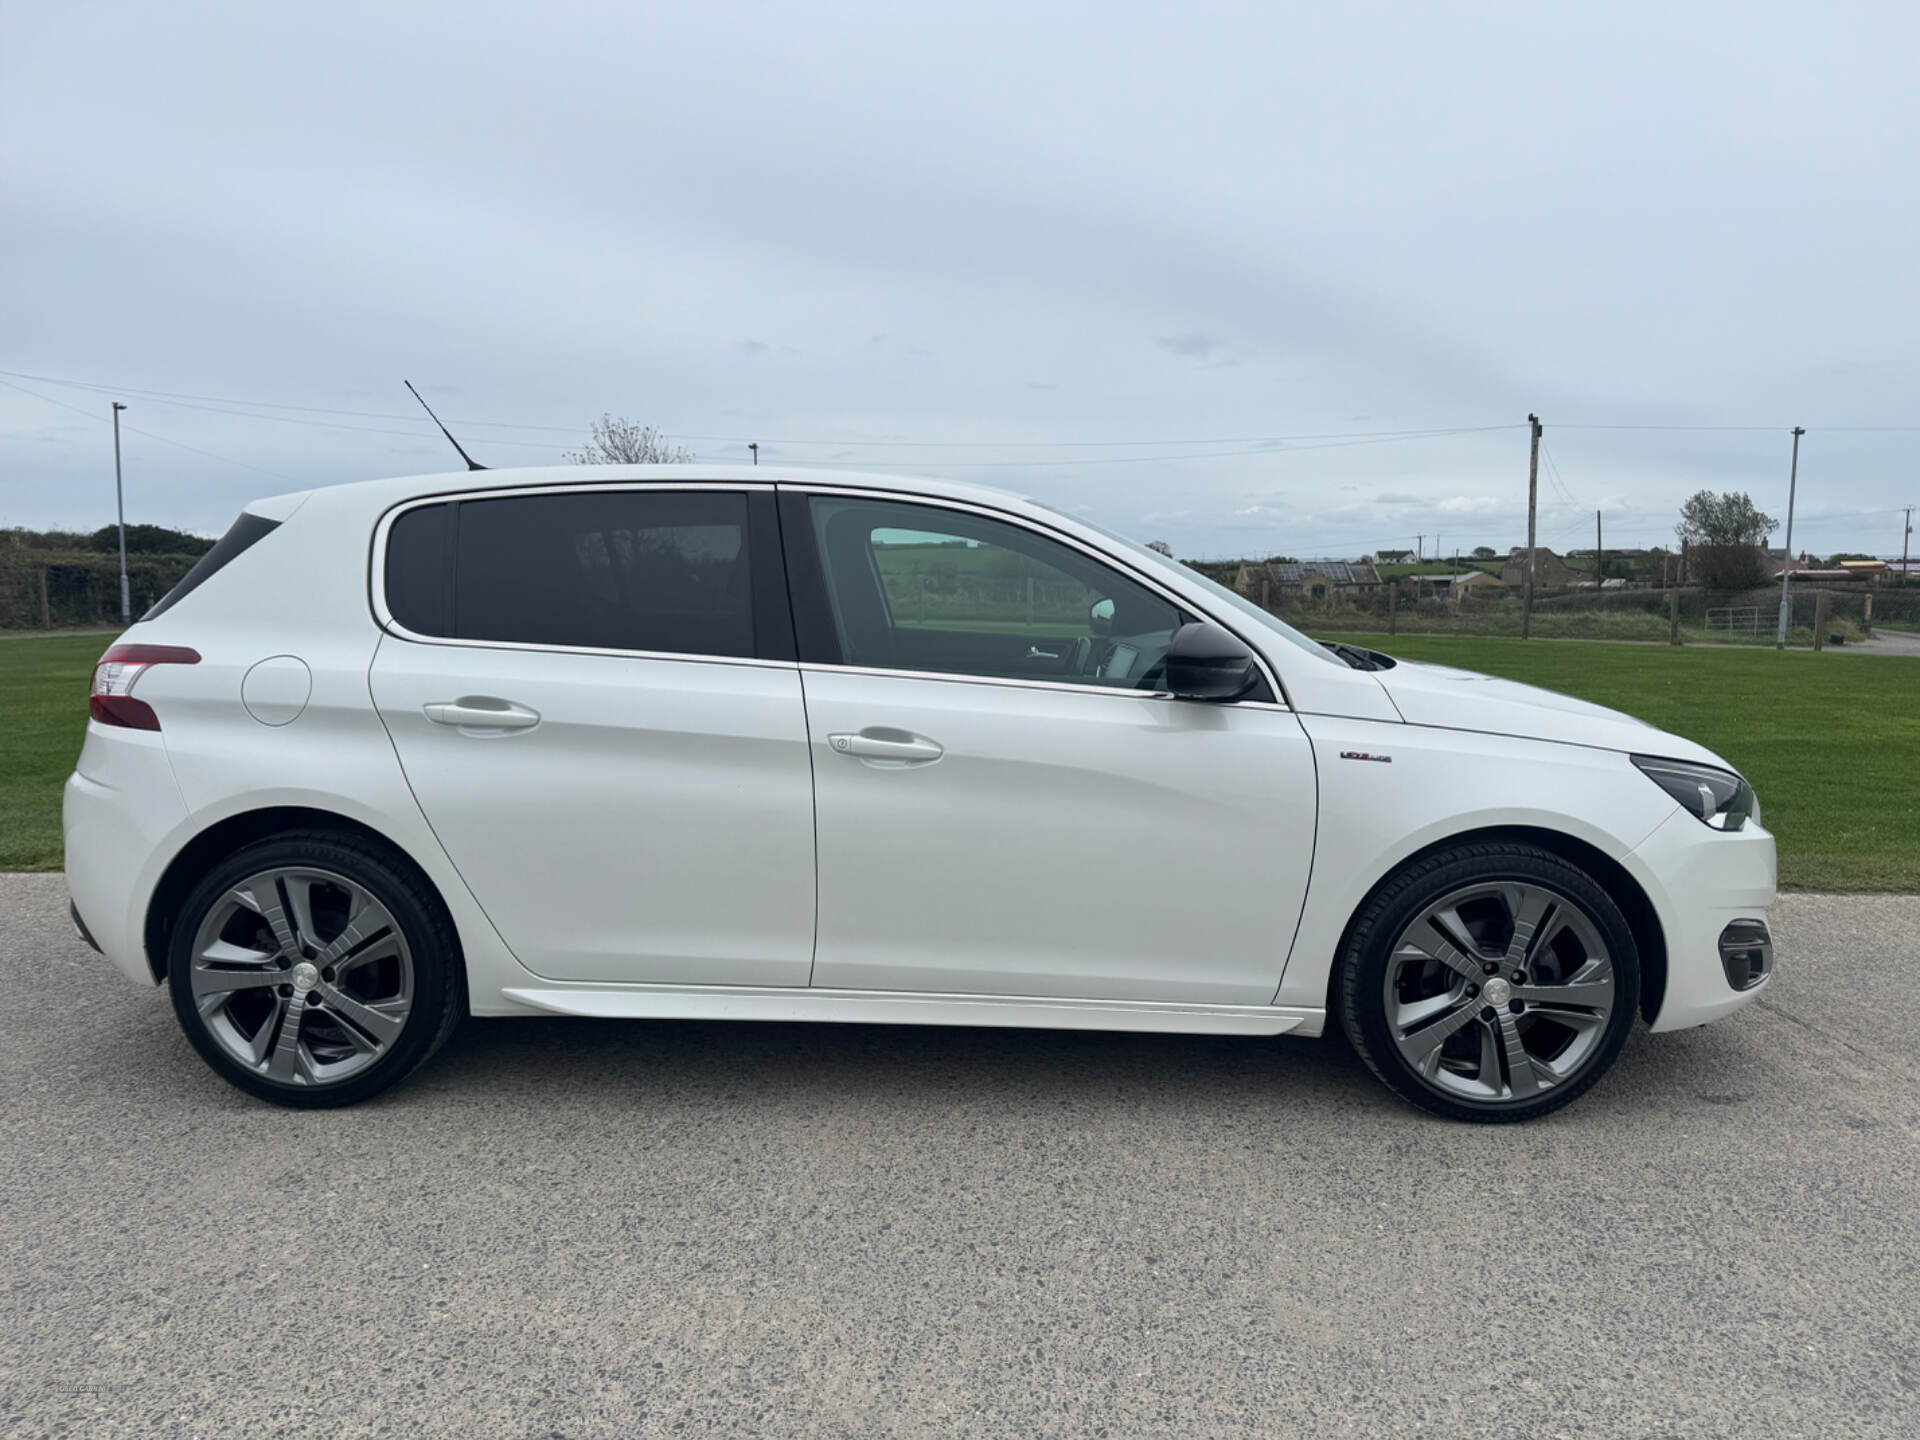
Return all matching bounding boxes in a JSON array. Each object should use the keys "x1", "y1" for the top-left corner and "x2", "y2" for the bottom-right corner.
[
  {"x1": 0, "y1": 2, "x2": 1911, "y2": 561},
  {"x1": 1155, "y1": 331, "x2": 1226, "y2": 359}
]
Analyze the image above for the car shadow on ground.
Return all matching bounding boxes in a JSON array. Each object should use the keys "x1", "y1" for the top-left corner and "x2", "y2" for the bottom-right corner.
[
  {"x1": 390, "y1": 1005, "x2": 1764, "y2": 1129},
  {"x1": 425, "y1": 1012, "x2": 1379, "y2": 1110}
]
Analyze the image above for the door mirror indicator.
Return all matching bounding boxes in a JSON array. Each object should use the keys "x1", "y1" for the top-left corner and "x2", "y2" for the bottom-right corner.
[{"x1": 1164, "y1": 622, "x2": 1260, "y2": 701}]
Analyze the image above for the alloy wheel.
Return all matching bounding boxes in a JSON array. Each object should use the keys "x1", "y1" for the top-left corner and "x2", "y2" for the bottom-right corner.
[
  {"x1": 1383, "y1": 880, "x2": 1616, "y2": 1104},
  {"x1": 186, "y1": 866, "x2": 414, "y2": 1086}
]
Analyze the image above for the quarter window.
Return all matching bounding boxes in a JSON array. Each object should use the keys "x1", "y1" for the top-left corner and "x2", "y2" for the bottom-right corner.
[
  {"x1": 806, "y1": 496, "x2": 1183, "y2": 690},
  {"x1": 384, "y1": 491, "x2": 756, "y2": 658}
]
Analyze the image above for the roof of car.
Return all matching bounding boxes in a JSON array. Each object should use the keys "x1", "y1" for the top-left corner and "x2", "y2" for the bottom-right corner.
[{"x1": 256, "y1": 464, "x2": 1040, "y2": 519}]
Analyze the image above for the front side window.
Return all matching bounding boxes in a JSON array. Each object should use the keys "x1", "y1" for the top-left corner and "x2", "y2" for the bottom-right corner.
[
  {"x1": 806, "y1": 496, "x2": 1183, "y2": 690},
  {"x1": 384, "y1": 490, "x2": 755, "y2": 658}
]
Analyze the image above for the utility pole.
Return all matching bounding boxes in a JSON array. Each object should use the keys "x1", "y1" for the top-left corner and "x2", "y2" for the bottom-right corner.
[
  {"x1": 748, "y1": 442, "x2": 758, "y2": 466},
  {"x1": 1522, "y1": 414, "x2": 1541, "y2": 639},
  {"x1": 1595, "y1": 510, "x2": 1603, "y2": 587},
  {"x1": 1416, "y1": 534, "x2": 1423, "y2": 562},
  {"x1": 111, "y1": 402, "x2": 130, "y2": 625},
  {"x1": 1774, "y1": 426, "x2": 1805, "y2": 649},
  {"x1": 1902, "y1": 506, "x2": 1912, "y2": 578}
]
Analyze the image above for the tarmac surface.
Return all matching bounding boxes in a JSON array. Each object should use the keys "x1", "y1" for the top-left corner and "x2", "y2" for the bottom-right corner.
[{"x1": 3, "y1": 872, "x2": 1916, "y2": 1438}]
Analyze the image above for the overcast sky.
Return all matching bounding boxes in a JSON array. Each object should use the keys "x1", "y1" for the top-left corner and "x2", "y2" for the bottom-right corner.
[{"x1": 5, "y1": 1, "x2": 1917, "y2": 559}]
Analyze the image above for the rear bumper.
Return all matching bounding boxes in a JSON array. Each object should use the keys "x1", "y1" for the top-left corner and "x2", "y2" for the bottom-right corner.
[
  {"x1": 63, "y1": 724, "x2": 188, "y2": 987},
  {"x1": 1622, "y1": 808, "x2": 1777, "y2": 1031}
]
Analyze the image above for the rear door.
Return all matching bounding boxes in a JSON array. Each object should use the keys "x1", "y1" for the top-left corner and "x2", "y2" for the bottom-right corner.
[
  {"x1": 783, "y1": 488, "x2": 1318, "y2": 1006},
  {"x1": 369, "y1": 484, "x2": 815, "y2": 987}
]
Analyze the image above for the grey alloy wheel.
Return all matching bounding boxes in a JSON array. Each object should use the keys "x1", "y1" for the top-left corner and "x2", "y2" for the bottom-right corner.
[
  {"x1": 1382, "y1": 879, "x2": 1616, "y2": 1104},
  {"x1": 185, "y1": 865, "x2": 415, "y2": 1087}
]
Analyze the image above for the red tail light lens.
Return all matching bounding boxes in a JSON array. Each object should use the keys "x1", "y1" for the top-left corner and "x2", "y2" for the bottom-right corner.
[{"x1": 90, "y1": 644, "x2": 201, "y2": 730}]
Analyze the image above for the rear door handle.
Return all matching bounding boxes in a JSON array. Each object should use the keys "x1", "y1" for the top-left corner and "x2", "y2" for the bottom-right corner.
[
  {"x1": 424, "y1": 698, "x2": 541, "y2": 732},
  {"x1": 827, "y1": 731, "x2": 944, "y2": 764}
]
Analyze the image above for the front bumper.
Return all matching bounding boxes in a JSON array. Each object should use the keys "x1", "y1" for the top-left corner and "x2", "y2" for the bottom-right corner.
[{"x1": 1623, "y1": 806, "x2": 1777, "y2": 1031}]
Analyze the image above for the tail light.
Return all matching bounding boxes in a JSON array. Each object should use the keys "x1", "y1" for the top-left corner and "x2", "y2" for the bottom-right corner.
[{"x1": 90, "y1": 644, "x2": 200, "y2": 730}]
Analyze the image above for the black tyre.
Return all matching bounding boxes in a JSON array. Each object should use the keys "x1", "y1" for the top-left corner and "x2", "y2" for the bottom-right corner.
[
  {"x1": 1339, "y1": 841, "x2": 1639, "y2": 1123},
  {"x1": 166, "y1": 830, "x2": 465, "y2": 1108}
]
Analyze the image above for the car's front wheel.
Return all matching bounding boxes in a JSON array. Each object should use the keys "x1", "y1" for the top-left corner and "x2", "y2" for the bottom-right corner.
[
  {"x1": 1339, "y1": 841, "x2": 1640, "y2": 1123},
  {"x1": 166, "y1": 831, "x2": 464, "y2": 1108}
]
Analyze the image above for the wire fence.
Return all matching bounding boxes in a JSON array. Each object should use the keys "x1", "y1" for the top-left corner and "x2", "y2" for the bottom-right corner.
[{"x1": 1244, "y1": 579, "x2": 1918, "y2": 648}]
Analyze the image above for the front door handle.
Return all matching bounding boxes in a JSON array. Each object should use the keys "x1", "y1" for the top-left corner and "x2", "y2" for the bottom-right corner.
[
  {"x1": 424, "y1": 697, "x2": 541, "y2": 732},
  {"x1": 827, "y1": 730, "x2": 944, "y2": 764}
]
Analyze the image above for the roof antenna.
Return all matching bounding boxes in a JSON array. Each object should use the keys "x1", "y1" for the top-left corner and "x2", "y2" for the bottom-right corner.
[{"x1": 404, "y1": 380, "x2": 486, "y2": 470}]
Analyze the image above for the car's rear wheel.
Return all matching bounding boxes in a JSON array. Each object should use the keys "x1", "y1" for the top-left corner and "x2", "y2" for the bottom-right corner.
[
  {"x1": 166, "y1": 831, "x2": 464, "y2": 1108},
  {"x1": 1339, "y1": 841, "x2": 1639, "y2": 1123}
]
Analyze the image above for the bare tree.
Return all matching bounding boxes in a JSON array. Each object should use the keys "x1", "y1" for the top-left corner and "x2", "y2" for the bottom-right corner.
[
  {"x1": 1146, "y1": 540, "x2": 1174, "y2": 557},
  {"x1": 566, "y1": 414, "x2": 695, "y2": 465}
]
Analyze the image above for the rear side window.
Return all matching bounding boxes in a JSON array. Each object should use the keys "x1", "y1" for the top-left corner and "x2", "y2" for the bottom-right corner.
[
  {"x1": 142, "y1": 512, "x2": 281, "y2": 620},
  {"x1": 383, "y1": 490, "x2": 757, "y2": 658},
  {"x1": 383, "y1": 503, "x2": 452, "y2": 637}
]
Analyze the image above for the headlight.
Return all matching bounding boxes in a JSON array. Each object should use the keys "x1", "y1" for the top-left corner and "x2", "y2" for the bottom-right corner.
[{"x1": 1631, "y1": 755, "x2": 1757, "y2": 831}]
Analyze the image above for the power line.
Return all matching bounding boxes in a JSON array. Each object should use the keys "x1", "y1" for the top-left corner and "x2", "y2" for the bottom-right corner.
[
  {"x1": 1558, "y1": 422, "x2": 1920, "y2": 433},
  {"x1": 0, "y1": 376, "x2": 295, "y2": 481},
  {"x1": 0, "y1": 368, "x2": 581, "y2": 433},
  {"x1": 0, "y1": 369, "x2": 1533, "y2": 451},
  {"x1": 684, "y1": 424, "x2": 1526, "y2": 449},
  {"x1": 766, "y1": 427, "x2": 1521, "y2": 470}
]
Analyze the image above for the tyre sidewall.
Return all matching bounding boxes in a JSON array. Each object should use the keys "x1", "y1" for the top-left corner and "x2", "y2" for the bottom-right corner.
[
  {"x1": 1344, "y1": 847, "x2": 1641, "y2": 1123},
  {"x1": 166, "y1": 834, "x2": 460, "y2": 1108}
]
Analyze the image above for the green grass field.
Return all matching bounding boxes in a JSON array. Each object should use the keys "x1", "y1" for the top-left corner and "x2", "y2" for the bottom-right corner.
[
  {"x1": 1, "y1": 633, "x2": 116, "y2": 871},
  {"x1": 2, "y1": 630, "x2": 1914, "y2": 890},
  {"x1": 1324, "y1": 634, "x2": 1918, "y2": 892}
]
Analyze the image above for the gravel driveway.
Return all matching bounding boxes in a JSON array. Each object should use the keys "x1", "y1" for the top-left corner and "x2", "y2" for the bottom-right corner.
[{"x1": 2, "y1": 872, "x2": 1915, "y2": 1438}]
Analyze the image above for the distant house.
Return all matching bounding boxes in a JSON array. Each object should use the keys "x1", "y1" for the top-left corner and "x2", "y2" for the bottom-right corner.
[
  {"x1": 1236, "y1": 559, "x2": 1382, "y2": 601},
  {"x1": 1501, "y1": 547, "x2": 1584, "y2": 588},
  {"x1": 1406, "y1": 571, "x2": 1506, "y2": 603},
  {"x1": 1375, "y1": 548, "x2": 1416, "y2": 564},
  {"x1": 1759, "y1": 551, "x2": 1886, "y2": 582}
]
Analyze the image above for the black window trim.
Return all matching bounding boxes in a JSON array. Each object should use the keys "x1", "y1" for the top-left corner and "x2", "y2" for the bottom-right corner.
[
  {"x1": 142, "y1": 511, "x2": 283, "y2": 620},
  {"x1": 774, "y1": 484, "x2": 1289, "y2": 710},
  {"x1": 368, "y1": 481, "x2": 798, "y2": 670}
]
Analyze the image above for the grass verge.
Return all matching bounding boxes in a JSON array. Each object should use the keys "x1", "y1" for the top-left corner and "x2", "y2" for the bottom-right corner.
[
  {"x1": 1, "y1": 634, "x2": 114, "y2": 870},
  {"x1": 1326, "y1": 633, "x2": 1919, "y2": 892},
  {"x1": 3, "y1": 630, "x2": 1914, "y2": 891}
]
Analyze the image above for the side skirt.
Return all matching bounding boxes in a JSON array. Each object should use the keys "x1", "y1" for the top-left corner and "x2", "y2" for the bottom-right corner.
[{"x1": 493, "y1": 984, "x2": 1324, "y2": 1037}]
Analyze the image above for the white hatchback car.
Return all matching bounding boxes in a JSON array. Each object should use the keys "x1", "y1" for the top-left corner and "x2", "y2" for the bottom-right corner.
[{"x1": 64, "y1": 466, "x2": 1776, "y2": 1121}]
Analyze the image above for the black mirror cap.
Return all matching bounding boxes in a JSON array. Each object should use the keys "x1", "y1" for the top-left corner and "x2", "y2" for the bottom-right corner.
[{"x1": 1165, "y1": 622, "x2": 1267, "y2": 701}]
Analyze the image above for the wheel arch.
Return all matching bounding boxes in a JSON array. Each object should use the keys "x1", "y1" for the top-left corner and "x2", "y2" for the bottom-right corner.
[
  {"x1": 142, "y1": 806, "x2": 459, "y2": 984},
  {"x1": 1322, "y1": 824, "x2": 1667, "y2": 1026}
]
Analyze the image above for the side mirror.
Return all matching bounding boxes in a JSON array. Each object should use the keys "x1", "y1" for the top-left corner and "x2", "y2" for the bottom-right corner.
[
  {"x1": 1089, "y1": 597, "x2": 1116, "y2": 636},
  {"x1": 1164, "y1": 622, "x2": 1261, "y2": 701}
]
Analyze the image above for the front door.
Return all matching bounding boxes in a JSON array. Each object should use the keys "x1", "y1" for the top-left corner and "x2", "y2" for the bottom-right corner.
[
  {"x1": 370, "y1": 485, "x2": 814, "y2": 987},
  {"x1": 786, "y1": 490, "x2": 1317, "y2": 1006}
]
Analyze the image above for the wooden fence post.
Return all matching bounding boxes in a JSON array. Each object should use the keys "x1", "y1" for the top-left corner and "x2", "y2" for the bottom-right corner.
[
  {"x1": 1669, "y1": 589, "x2": 1681, "y2": 646},
  {"x1": 1813, "y1": 591, "x2": 1827, "y2": 651},
  {"x1": 1387, "y1": 581, "x2": 1397, "y2": 636},
  {"x1": 1862, "y1": 592, "x2": 1873, "y2": 636},
  {"x1": 1260, "y1": 577, "x2": 1271, "y2": 612},
  {"x1": 39, "y1": 566, "x2": 52, "y2": 629}
]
